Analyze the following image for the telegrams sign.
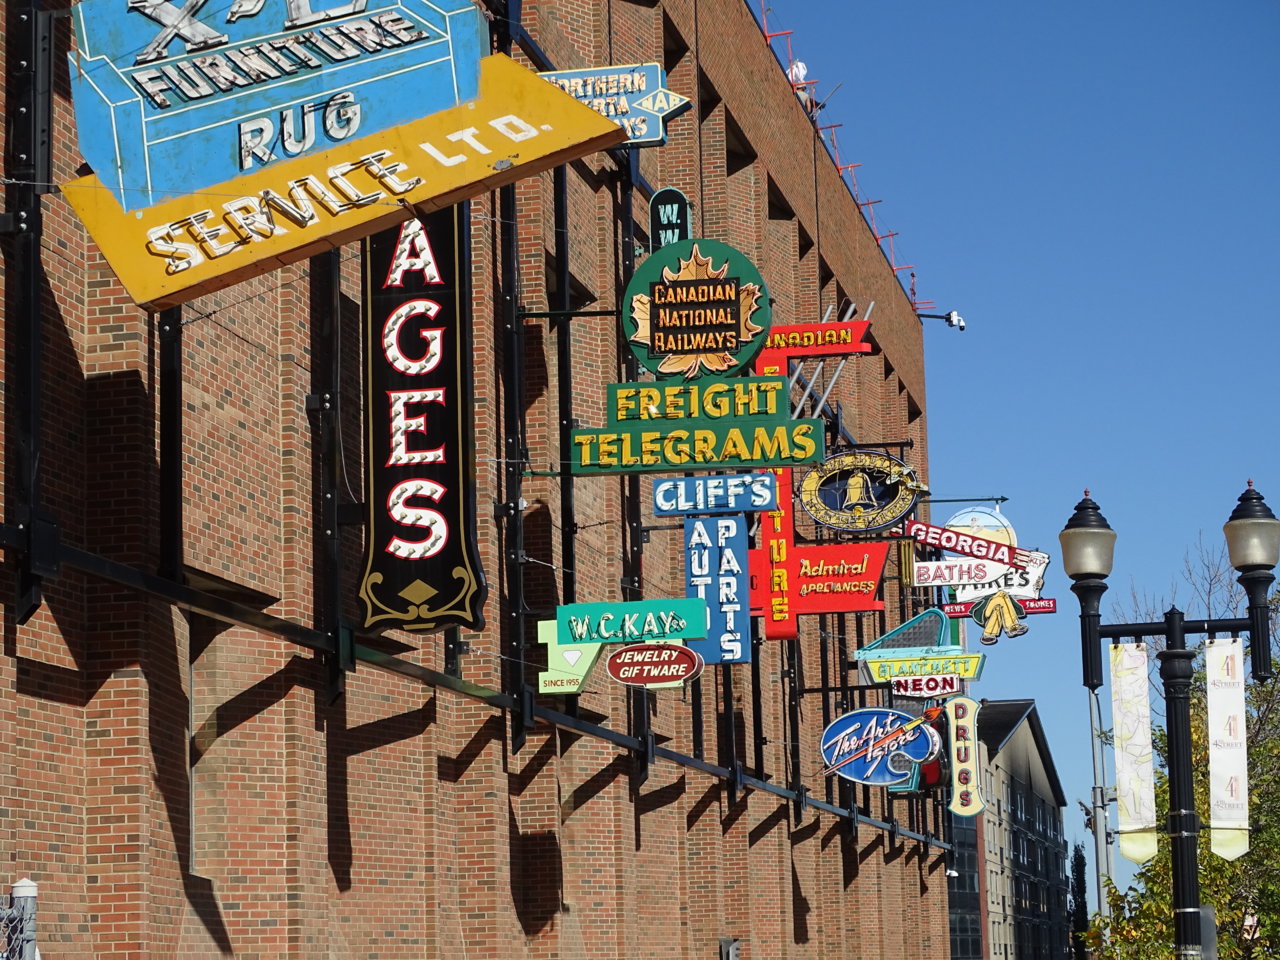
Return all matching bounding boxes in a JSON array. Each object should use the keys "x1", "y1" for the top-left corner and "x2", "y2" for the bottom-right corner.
[{"x1": 70, "y1": 0, "x2": 487, "y2": 211}]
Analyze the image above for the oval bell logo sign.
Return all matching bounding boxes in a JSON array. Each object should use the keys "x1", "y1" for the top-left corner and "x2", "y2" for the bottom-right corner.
[{"x1": 798, "y1": 450, "x2": 926, "y2": 532}]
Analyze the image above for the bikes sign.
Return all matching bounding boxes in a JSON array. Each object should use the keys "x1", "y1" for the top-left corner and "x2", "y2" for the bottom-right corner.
[{"x1": 819, "y1": 707, "x2": 942, "y2": 787}]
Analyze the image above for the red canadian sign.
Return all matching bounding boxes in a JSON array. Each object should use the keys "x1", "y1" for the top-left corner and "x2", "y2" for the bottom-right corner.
[
  {"x1": 901, "y1": 519, "x2": 1033, "y2": 570},
  {"x1": 604, "y1": 643, "x2": 704, "y2": 687}
]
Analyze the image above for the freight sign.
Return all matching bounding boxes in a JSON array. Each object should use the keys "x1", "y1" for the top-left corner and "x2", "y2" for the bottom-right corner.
[
  {"x1": 684, "y1": 515, "x2": 750, "y2": 664},
  {"x1": 605, "y1": 643, "x2": 704, "y2": 687},
  {"x1": 652, "y1": 473, "x2": 777, "y2": 516},
  {"x1": 623, "y1": 239, "x2": 771, "y2": 379},
  {"x1": 569, "y1": 377, "x2": 824, "y2": 475},
  {"x1": 358, "y1": 207, "x2": 485, "y2": 632},
  {"x1": 63, "y1": 54, "x2": 626, "y2": 310},
  {"x1": 649, "y1": 187, "x2": 692, "y2": 250},
  {"x1": 819, "y1": 707, "x2": 943, "y2": 787},
  {"x1": 946, "y1": 696, "x2": 985, "y2": 816},
  {"x1": 69, "y1": 0, "x2": 488, "y2": 211},
  {"x1": 799, "y1": 451, "x2": 927, "y2": 533},
  {"x1": 539, "y1": 63, "x2": 689, "y2": 146}
]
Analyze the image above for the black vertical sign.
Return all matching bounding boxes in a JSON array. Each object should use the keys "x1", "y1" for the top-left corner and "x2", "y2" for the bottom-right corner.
[
  {"x1": 359, "y1": 206, "x2": 486, "y2": 632},
  {"x1": 648, "y1": 186, "x2": 691, "y2": 251}
]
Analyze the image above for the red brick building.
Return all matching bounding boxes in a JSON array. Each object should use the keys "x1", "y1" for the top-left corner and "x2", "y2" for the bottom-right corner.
[{"x1": 1, "y1": 0, "x2": 949, "y2": 957}]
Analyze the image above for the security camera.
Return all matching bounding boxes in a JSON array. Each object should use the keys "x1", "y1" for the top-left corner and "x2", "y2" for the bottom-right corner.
[{"x1": 945, "y1": 310, "x2": 965, "y2": 331}]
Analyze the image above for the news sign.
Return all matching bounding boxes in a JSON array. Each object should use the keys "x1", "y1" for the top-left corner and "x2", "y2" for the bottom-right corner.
[{"x1": 70, "y1": 0, "x2": 487, "y2": 211}]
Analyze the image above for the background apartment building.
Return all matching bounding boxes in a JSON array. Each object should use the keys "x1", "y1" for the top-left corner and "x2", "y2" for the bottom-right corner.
[{"x1": 949, "y1": 699, "x2": 1070, "y2": 960}]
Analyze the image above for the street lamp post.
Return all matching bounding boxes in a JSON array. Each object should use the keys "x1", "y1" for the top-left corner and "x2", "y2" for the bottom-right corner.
[{"x1": 1059, "y1": 485, "x2": 1280, "y2": 960}]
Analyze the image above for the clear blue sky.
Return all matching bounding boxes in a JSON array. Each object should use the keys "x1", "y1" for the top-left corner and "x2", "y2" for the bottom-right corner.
[{"x1": 765, "y1": 0, "x2": 1280, "y2": 902}]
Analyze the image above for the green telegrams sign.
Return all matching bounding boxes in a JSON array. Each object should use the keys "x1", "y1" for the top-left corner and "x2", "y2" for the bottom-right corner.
[{"x1": 570, "y1": 375, "x2": 825, "y2": 475}]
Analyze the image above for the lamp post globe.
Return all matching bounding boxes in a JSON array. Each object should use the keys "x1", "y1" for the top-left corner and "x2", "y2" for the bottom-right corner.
[{"x1": 1223, "y1": 482, "x2": 1280, "y2": 680}]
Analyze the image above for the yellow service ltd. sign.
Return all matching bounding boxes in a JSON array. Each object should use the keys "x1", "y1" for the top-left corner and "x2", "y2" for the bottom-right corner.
[{"x1": 63, "y1": 55, "x2": 625, "y2": 310}]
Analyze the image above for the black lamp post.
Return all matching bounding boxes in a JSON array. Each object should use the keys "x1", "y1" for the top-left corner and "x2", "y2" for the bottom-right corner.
[{"x1": 1059, "y1": 484, "x2": 1280, "y2": 959}]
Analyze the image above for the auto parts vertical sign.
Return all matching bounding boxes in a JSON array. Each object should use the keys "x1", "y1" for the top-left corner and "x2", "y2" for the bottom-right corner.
[{"x1": 358, "y1": 206, "x2": 485, "y2": 631}]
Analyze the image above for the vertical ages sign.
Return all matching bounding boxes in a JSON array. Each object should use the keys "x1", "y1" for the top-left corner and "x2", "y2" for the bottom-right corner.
[{"x1": 359, "y1": 206, "x2": 486, "y2": 631}]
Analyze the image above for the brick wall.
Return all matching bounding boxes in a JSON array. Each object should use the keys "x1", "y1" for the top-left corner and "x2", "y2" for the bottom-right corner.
[{"x1": 0, "y1": 0, "x2": 946, "y2": 957}]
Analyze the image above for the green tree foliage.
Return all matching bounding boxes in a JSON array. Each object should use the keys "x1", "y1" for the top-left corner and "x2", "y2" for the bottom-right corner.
[
  {"x1": 1086, "y1": 569, "x2": 1280, "y2": 960},
  {"x1": 1069, "y1": 842, "x2": 1089, "y2": 960}
]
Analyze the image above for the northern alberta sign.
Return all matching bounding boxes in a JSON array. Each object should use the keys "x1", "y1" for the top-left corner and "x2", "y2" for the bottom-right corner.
[
  {"x1": 63, "y1": 55, "x2": 626, "y2": 309},
  {"x1": 539, "y1": 63, "x2": 690, "y2": 146},
  {"x1": 70, "y1": 0, "x2": 487, "y2": 211}
]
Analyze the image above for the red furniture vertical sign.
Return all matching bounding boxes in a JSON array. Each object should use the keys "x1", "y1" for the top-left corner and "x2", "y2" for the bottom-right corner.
[{"x1": 359, "y1": 207, "x2": 486, "y2": 631}]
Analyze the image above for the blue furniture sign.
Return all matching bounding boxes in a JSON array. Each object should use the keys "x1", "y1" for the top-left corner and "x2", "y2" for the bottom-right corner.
[
  {"x1": 70, "y1": 0, "x2": 487, "y2": 211},
  {"x1": 684, "y1": 515, "x2": 750, "y2": 665},
  {"x1": 819, "y1": 707, "x2": 942, "y2": 786},
  {"x1": 653, "y1": 473, "x2": 777, "y2": 516},
  {"x1": 539, "y1": 63, "x2": 689, "y2": 146}
]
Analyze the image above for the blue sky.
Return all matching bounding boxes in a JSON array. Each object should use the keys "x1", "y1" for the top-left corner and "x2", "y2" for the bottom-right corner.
[{"x1": 766, "y1": 0, "x2": 1280, "y2": 900}]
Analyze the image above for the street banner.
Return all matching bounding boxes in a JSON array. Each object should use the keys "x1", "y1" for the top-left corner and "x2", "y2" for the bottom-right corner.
[
  {"x1": 1207, "y1": 638, "x2": 1250, "y2": 860},
  {"x1": 1111, "y1": 643, "x2": 1158, "y2": 862}
]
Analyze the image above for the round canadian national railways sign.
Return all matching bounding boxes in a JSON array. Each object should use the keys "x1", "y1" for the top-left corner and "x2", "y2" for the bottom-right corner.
[{"x1": 623, "y1": 239, "x2": 771, "y2": 379}]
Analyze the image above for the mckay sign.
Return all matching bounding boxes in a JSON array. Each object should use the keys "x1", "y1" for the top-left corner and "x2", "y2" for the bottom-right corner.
[
  {"x1": 70, "y1": 0, "x2": 488, "y2": 211},
  {"x1": 537, "y1": 599, "x2": 707, "y2": 694}
]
